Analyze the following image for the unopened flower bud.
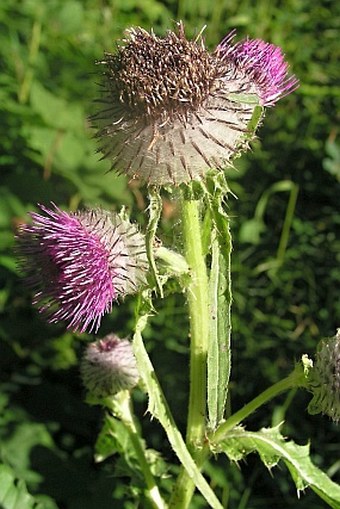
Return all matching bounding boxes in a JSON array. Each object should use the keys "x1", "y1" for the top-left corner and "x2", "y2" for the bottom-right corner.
[
  {"x1": 81, "y1": 334, "x2": 139, "y2": 398},
  {"x1": 307, "y1": 329, "x2": 340, "y2": 422}
]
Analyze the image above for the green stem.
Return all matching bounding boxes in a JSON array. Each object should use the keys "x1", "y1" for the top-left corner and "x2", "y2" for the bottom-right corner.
[
  {"x1": 211, "y1": 366, "x2": 308, "y2": 444},
  {"x1": 181, "y1": 196, "x2": 210, "y2": 447},
  {"x1": 169, "y1": 195, "x2": 210, "y2": 509},
  {"x1": 276, "y1": 183, "x2": 299, "y2": 265},
  {"x1": 19, "y1": 19, "x2": 41, "y2": 104},
  {"x1": 134, "y1": 299, "x2": 224, "y2": 509},
  {"x1": 168, "y1": 448, "x2": 209, "y2": 509},
  {"x1": 111, "y1": 391, "x2": 167, "y2": 509},
  {"x1": 170, "y1": 366, "x2": 308, "y2": 508}
]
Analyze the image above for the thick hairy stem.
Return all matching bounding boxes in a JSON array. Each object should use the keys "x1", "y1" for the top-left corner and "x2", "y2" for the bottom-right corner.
[
  {"x1": 181, "y1": 197, "x2": 210, "y2": 447},
  {"x1": 169, "y1": 196, "x2": 210, "y2": 509},
  {"x1": 109, "y1": 391, "x2": 167, "y2": 509}
]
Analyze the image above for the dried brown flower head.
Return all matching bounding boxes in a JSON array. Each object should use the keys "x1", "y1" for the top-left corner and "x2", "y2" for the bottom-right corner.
[{"x1": 93, "y1": 23, "x2": 297, "y2": 185}]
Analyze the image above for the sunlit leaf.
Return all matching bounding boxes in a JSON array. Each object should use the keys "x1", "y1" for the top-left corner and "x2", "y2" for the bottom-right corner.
[{"x1": 220, "y1": 426, "x2": 340, "y2": 508}]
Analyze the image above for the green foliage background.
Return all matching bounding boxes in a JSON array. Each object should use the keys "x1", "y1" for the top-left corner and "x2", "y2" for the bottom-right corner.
[{"x1": 0, "y1": 0, "x2": 339, "y2": 507}]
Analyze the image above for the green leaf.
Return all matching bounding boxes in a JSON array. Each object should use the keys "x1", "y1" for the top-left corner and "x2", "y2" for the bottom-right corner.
[
  {"x1": 146, "y1": 188, "x2": 163, "y2": 296},
  {"x1": 323, "y1": 140, "x2": 340, "y2": 181},
  {"x1": 0, "y1": 463, "x2": 57, "y2": 509},
  {"x1": 246, "y1": 104, "x2": 264, "y2": 137},
  {"x1": 219, "y1": 426, "x2": 340, "y2": 509},
  {"x1": 1, "y1": 422, "x2": 54, "y2": 484},
  {"x1": 239, "y1": 218, "x2": 266, "y2": 244},
  {"x1": 206, "y1": 174, "x2": 232, "y2": 429},
  {"x1": 95, "y1": 414, "x2": 134, "y2": 463},
  {"x1": 226, "y1": 93, "x2": 261, "y2": 105},
  {"x1": 57, "y1": 0, "x2": 84, "y2": 34},
  {"x1": 207, "y1": 231, "x2": 230, "y2": 429},
  {"x1": 30, "y1": 81, "x2": 84, "y2": 131}
]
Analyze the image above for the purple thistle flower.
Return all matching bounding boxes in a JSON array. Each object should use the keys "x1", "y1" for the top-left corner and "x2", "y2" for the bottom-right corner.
[
  {"x1": 93, "y1": 23, "x2": 298, "y2": 185},
  {"x1": 16, "y1": 204, "x2": 147, "y2": 333},
  {"x1": 216, "y1": 34, "x2": 299, "y2": 106},
  {"x1": 81, "y1": 333, "x2": 139, "y2": 398}
]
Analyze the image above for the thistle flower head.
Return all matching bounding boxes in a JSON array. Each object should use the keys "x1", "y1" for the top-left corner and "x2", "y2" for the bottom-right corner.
[
  {"x1": 16, "y1": 204, "x2": 147, "y2": 333},
  {"x1": 94, "y1": 23, "x2": 298, "y2": 186},
  {"x1": 307, "y1": 329, "x2": 340, "y2": 422},
  {"x1": 81, "y1": 334, "x2": 139, "y2": 397}
]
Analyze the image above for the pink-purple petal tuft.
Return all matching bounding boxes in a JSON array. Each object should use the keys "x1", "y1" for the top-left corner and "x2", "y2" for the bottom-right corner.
[
  {"x1": 16, "y1": 204, "x2": 147, "y2": 333},
  {"x1": 216, "y1": 34, "x2": 299, "y2": 106}
]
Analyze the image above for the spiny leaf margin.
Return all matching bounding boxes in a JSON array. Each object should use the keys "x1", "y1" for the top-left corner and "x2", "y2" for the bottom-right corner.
[{"x1": 218, "y1": 425, "x2": 340, "y2": 509}]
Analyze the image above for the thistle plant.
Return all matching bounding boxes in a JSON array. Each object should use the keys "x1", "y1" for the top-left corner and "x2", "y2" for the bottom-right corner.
[{"x1": 17, "y1": 23, "x2": 340, "y2": 509}]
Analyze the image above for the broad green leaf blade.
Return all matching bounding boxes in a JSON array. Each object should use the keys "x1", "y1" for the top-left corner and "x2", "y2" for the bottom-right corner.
[
  {"x1": 133, "y1": 293, "x2": 224, "y2": 509},
  {"x1": 220, "y1": 426, "x2": 340, "y2": 509},
  {"x1": 0, "y1": 464, "x2": 57, "y2": 509},
  {"x1": 94, "y1": 414, "x2": 131, "y2": 463}
]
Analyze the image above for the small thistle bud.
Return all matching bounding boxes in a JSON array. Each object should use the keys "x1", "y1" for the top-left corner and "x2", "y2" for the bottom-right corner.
[
  {"x1": 93, "y1": 23, "x2": 297, "y2": 186},
  {"x1": 307, "y1": 329, "x2": 340, "y2": 422},
  {"x1": 16, "y1": 204, "x2": 147, "y2": 333},
  {"x1": 81, "y1": 334, "x2": 139, "y2": 397}
]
